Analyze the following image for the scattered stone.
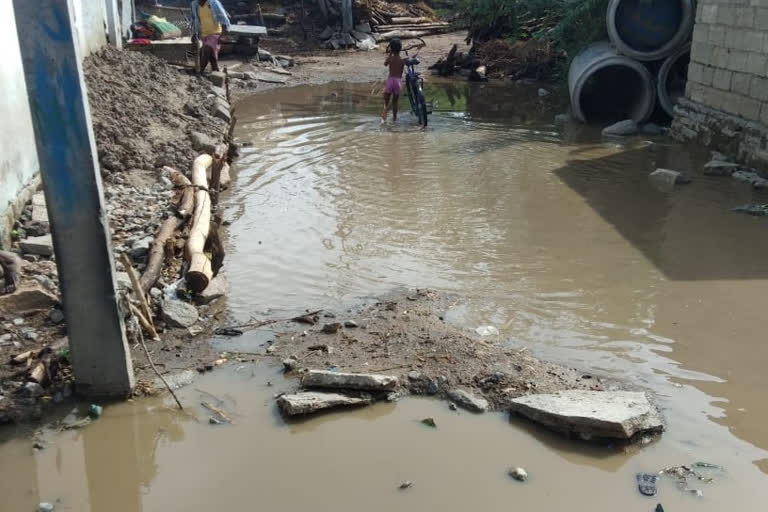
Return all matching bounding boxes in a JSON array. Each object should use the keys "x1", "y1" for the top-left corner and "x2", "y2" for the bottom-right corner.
[
  {"x1": 355, "y1": 22, "x2": 372, "y2": 33},
  {"x1": 19, "y1": 235, "x2": 54, "y2": 256},
  {"x1": 538, "y1": 88, "x2": 550, "y2": 97},
  {"x1": 115, "y1": 271, "x2": 132, "y2": 291},
  {"x1": 656, "y1": 504, "x2": 664, "y2": 512},
  {"x1": 129, "y1": 236, "x2": 153, "y2": 259},
  {"x1": 408, "y1": 370, "x2": 422, "y2": 381},
  {"x1": 508, "y1": 467, "x2": 528, "y2": 482},
  {"x1": 343, "y1": 320, "x2": 358, "y2": 328},
  {"x1": 421, "y1": 417, "x2": 437, "y2": 428},
  {"x1": 32, "y1": 192, "x2": 49, "y2": 225},
  {"x1": 649, "y1": 168, "x2": 690, "y2": 190},
  {"x1": 509, "y1": 390, "x2": 664, "y2": 441},
  {"x1": 209, "y1": 85, "x2": 226, "y2": 99},
  {"x1": 448, "y1": 389, "x2": 489, "y2": 413},
  {"x1": 88, "y1": 404, "x2": 104, "y2": 419},
  {"x1": 602, "y1": 119, "x2": 638, "y2": 136},
  {"x1": 37, "y1": 503, "x2": 55, "y2": 512},
  {"x1": 190, "y1": 131, "x2": 216, "y2": 154},
  {"x1": 469, "y1": 65, "x2": 488, "y2": 82},
  {"x1": 732, "y1": 204, "x2": 768, "y2": 216},
  {"x1": 449, "y1": 402, "x2": 457, "y2": 411},
  {"x1": 302, "y1": 370, "x2": 399, "y2": 391},
  {"x1": 398, "y1": 481, "x2": 413, "y2": 490},
  {"x1": 283, "y1": 358, "x2": 299, "y2": 372},
  {"x1": 48, "y1": 309, "x2": 65, "y2": 325},
  {"x1": 425, "y1": 378, "x2": 439, "y2": 395},
  {"x1": 208, "y1": 71, "x2": 226, "y2": 87},
  {"x1": 196, "y1": 275, "x2": 227, "y2": 305},
  {"x1": 319, "y1": 26, "x2": 335, "y2": 40},
  {"x1": 213, "y1": 99, "x2": 231, "y2": 123},
  {"x1": 13, "y1": 317, "x2": 24, "y2": 326},
  {"x1": 637, "y1": 472, "x2": 659, "y2": 496},
  {"x1": 33, "y1": 441, "x2": 45, "y2": 450},
  {"x1": 24, "y1": 382, "x2": 45, "y2": 398},
  {"x1": 32, "y1": 275, "x2": 57, "y2": 292},
  {"x1": 321, "y1": 322, "x2": 341, "y2": 334},
  {"x1": 277, "y1": 391, "x2": 372, "y2": 415},
  {"x1": 0, "y1": 284, "x2": 59, "y2": 314},
  {"x1": 554, "y1": 113, "x2": 571, "y2": 125},
  {"x1": 703, "y1": 159, "x2": 739, "y2": 176},
  {"x1": 155, "y1": 369, "x2": 196, "y2": 391},
  {"x1": 475, "y1": 325, "x2": 499, "y2": 336},
  {"x1": 162, "y1": 299, "x2": 199, "y2": 328}
]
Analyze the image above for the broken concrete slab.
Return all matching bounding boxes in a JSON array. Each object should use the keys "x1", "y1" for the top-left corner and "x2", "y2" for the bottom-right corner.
[
  {"x1": 190, "y1": 131, "x2": 216, "y2": 154},
  {"x1": 155, "y1": 369, "x2": 196, "y2": 392},
  {"x1": 0, "y1": 283, "x2": 59, "y2": 314},
  {"x1": 19, "y1": 235, "x2": 54, "y2": 256},
  {"x1": 649, "y1": 168, "x2": 690, "y2": 191},
  {"x1": 448, "y1": 389, "x2": 489, "y2": 412},
  {"x1": 162, "y1": 299, "x2": 199, "y2": 328},
  {"x1": 703, "y1": 159, "x2": 739, "y2": 176},
  {"x1": 355, "y1": 22, "x2": 372, "y2": 33},
  {"x1": 208, "y1": 71, "x2": 226, "y2": 87},
  {"x1": 510, "y1": 390, "x2": 664, "y2": 441},
  {"x1": 31, "y1": 192, "x2": 49, "y2": 225},
  {"x1": 278, "y1": 391, "x2": 372, "y2": 415},
  {"x1": 302, "y1": 370, "x2": 398, "y2": 391},
  {"x1": 319, "y1": 26, "x2": 335, "y2": 40},
  {"x1": 212, "y1": 98, "x2": 231, "y2": 123}
]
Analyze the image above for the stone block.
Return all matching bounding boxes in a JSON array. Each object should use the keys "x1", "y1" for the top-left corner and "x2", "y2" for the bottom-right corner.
[
  {"x1": 277, "y1": 391, "x2": 372, "y2": 416},
  {"x1": 709, "y1": 26, "x2": 726, "y2": 47},
  {"x1": 737, "y1": 97, "x2": 762, "y2": 122},
  {"x1": 691, "y1": 42, "x2": 714, "y2": 65},
  {"x1": 693, "y1": 24, "x2": 709, "y2": 43},
  {"x1": 750, "y1": 76, "x2": 768, "y2": 101},
  {"x1": 19, "y1": 235, "x2": 53, "y2": 256},
  {"x1": 702, "y1": 4, "x2": 718, "y2": 24},
  {"x1": 746, "y1": 52, "x2": 767, "y2": 75},
  {"x1": 713, "y1": 68, "x2": 733, "y2": 90},
  {"x1": 31, "y1": 192, "x2": 48, "y2": 225},
  {"x1": 717, "y1": 5, "x2": 737, "y2": 26},
  {"x1": 302, "y1": 370, "x2": 399, "y2": 391},
  {"x1": 208, "y1": 71, "x2": 226, "y2": 87},
  {"x1": 700, "y1": 65, "x2": 715, "y2": 86},
  {"x1": 0, "y1": 283, "x2": 59, "y2": 314},
  {"x1": 725, "y1": 50, "x2": 749, "y2": 73},
  {"x1": 736, "y1": 7, "x2": 756, "y2": 28},
  {"x1": 731, "y1": 72, "x2": 751, "y2": 95}
]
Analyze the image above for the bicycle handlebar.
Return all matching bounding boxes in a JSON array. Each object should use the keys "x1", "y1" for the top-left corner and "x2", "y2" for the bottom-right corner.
[{"x1": 403, "y1": 38, "x2": 427, "y2": 52}]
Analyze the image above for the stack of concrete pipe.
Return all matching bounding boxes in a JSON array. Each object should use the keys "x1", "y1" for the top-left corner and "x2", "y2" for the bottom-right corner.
[{"x1": 568, "y1": 0, "x2": 694, "y2": 124}]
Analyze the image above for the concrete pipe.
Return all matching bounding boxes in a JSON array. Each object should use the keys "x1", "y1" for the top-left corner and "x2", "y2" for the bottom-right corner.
[
  {"x1": 568, "y1": 41, "x2": 656, "y2": 124},
  {"x1": 607, "y1": 0, "x2": 694, "y2": 61},
  {"x1": 657, "y1": 43, "x2": 690, "y2": 117}
]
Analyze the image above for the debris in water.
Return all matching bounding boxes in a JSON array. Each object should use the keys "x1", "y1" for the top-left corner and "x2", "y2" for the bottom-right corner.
[
  {"x1": 88, "y1": 404, "x2": 103, "y2": 419},
  {"x1": 398, "y1": 481, "x2": 413, "y2": 490},
  {"x1": 214, "y1": 327, "x2": 244, "y2": 336},
  {"x1": 33, "y1": 441, "x2": 45, "y2": 451},
  {"x1": 732, "y1": 204, "x2": 768, "y2": 216},
  {"x1": 693, "y1": 462, "x2": 721, "y2": 469},
  {"x1": 475, "y1": 325, "x2": 499, "y2": 336},
  {"x1": 37, "y1": 503, "x2": 55, "y2": 512},
  {"x1": 421, "y1": 417, "x2": 437, "y2": 428},
  {"x1": 508, "y1": 467, "x2": 528, "y2": 482},
  {"x1": 688, "y1": 489, "x2": 703, "y2": 497},
  {"x1": 637, "y1": 472, "x2": 659, "y2": 496},
  {"x1": 449, "y1": 403, "x2": 457, "y2": 411}
]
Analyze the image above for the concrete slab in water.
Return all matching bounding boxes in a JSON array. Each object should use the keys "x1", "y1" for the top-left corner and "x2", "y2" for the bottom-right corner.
[{"x1": 510, "y1": 390, "x2": 664, "y2": 441}]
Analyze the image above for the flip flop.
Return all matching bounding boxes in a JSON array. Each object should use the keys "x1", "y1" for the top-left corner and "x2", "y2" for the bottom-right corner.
[{"x1": 637, "y1": 472, "x2": 659, "y2": 497}]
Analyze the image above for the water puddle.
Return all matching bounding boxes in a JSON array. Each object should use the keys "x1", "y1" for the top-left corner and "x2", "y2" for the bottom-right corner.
[{"x1": 4, "y1": 81, "x2": 768, "y2": 510}]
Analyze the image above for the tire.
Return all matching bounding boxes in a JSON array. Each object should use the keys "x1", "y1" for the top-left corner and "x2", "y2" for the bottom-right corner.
[
  {"x1": 415, "y1": 83, "x2": 428, "y2": 127},
  {"x1": 405, "y1": 76, "x2": 418, "y2": 118}
]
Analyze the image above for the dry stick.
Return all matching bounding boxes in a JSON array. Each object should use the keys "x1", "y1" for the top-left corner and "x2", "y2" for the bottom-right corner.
[
  {"x1": 139, "y1": 215, "x2": 183, "y2": 294},
  {"x1": 129, "y1": 303, "x2": 158, "y2": 341},
  {"x1": 120, "y1": 253, "x2": 160, "y2": 340},
  {"x1": 137, "y1": 326, "x2": 184, "y2": 410},
  {"x1": 201, "y1": 400, "x2": 233, "y2": 423},
  {"x1": 222, "y1": 309, "x2": 324, "y2": 331}
]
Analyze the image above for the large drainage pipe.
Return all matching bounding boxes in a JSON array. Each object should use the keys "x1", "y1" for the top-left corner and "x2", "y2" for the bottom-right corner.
[
  {"x1": 607, "y1": 0, "x2": 694, "y2": 61},
  {"x1": 657, "y1": 42, "x2": 690, "y2": 117},
  {"x1": 568, "y1": 41, "x2": 656, "y2": 124}
]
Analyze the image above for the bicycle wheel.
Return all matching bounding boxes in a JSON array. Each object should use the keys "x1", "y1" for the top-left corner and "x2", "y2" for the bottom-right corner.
[
  {"x1": 415, "y1": 82, "x2": 428, "y2": 127},
  {"x1": 405, "y1": 76, "x2": 418, "y2": 117}
]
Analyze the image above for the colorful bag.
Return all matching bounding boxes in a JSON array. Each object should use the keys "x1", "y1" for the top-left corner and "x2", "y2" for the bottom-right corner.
[{"x1": 147, "y1": 15, "x2": 182, "y2": 40}]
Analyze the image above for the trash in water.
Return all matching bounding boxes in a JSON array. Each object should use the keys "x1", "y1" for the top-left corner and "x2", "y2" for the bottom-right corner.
[
  {"x1": 655, "y1": 505, "x2": 664, "y2": 512},
  {"x1": 636, "y1": 472, "x2": 658, "y2": 496},
  {"x1": 693, "y1": 462, "x2": 721, "y2": 469},
  {"x1": 398, "y1": 481, "x2": 413, "y2": 490},
  {"x1": 475, "y1": 325, "x2": 499, "y2": 336},
  {"x1": 421, "y1": 417, "x2": 437, "y2": 428},
  {"x1": 508, "y1": 467, "x2": 528, "y2": 482},
  {"x1": 88, "y1": 404, "x2": 103, "y2": 419},
  {"x1": 214, "y1": 327, "x2": 244, "y2": 336},
  {"x1": 732, "y1": 204, "x2": 768, "y2": 216}
]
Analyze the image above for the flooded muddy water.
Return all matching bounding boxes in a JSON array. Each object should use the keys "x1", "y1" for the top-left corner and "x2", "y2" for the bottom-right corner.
[{"x1": 4, "y1": 81, "x2": 768, "y2": 511}]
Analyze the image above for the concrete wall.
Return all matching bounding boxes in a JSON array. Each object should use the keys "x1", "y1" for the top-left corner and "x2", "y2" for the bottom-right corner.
[
  {"x1": 0, "y1": 4, "x2": 41, "y2": 249},
  {"x1": 672, "y1": 0, "x2": 768, "y2": 168},
  {"x1": 0, "y1": 1, "x2": 124, "y2": 248}
]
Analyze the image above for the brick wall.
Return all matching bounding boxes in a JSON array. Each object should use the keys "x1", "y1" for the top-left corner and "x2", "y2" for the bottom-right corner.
[{"x1": 671, "y1": 0, "x2": 768, "y2": 168}]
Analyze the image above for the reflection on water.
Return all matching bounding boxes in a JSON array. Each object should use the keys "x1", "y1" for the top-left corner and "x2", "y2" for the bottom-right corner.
[{"x1": 3, "y1": 82, "x2": 768, "y2": 511}]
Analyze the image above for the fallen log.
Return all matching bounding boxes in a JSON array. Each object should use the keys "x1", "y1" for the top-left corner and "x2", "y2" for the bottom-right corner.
[
  {"x1": 375, "y1": 23, "x2": 450, "y2": 31},
  {"x1": 186, "y1": 154, "x2": 213, "y2": 293},
  {"x1": 139, "y1": 216, "x2": 182, "y2": 294},
  {"x1": 376, "y1": 29, "x2": 433, "y2": 41},
  {"x1": 390, "y1": 16, "x2": 433, "y2": 24},
  {"x1": 167, "y1": 167, "x2": 194, "y2": 218}
]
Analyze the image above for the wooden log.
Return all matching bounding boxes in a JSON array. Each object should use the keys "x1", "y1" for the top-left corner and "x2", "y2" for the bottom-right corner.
[
  {"x1": 390, "y1": 16, "x2": 433, "y2": 24},
  {"x1": 262, "y1": 12, "x2": 287, "y2": 23},
  {"x1": 168, "y1": 169, "x2": 195, "y2": 219},
  {"x1": 186, "y1": 155, "x2": 213, "y2": 293},
  {"x1": 220, "y1": 162, "x2": 231, "y2": 189},
  {"x1": 375, "y1": 23, "x2": 450, "y2": 31},
  {"x1": 139, "y1": 215, "x2": 183, "y2": 294},
  {"x1": 209, "y1": 145, "x2": 227, "y2": 206},
  {"x1": 376, "y1": 29, "x2": 432, "y2": 41}
]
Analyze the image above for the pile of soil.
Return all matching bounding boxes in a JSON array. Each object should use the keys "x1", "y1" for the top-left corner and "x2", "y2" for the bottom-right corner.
[
  {"x1": 269, "y1": 290, "x2": 616, "y2": 410},
  {"x1": 84, "y1": 45, "x2": 227, "y2": 176}
]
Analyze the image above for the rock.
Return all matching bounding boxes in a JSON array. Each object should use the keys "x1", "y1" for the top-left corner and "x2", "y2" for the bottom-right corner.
[
  {"x1": 321, "y1": 322, "x2": 341, "y2": 334},
  {"x1": 509, "y1": 390, "x2": 664, "y2": 441},
  {"x1": 640, "y1": 123, "x2": 664, "y2": 136},
  {"x1": 209, "y1": 85, "x2": 227, "y2": 99},
  {"x1": 208, "y1": 71, "x2": 226, "y2": 87},
  {"x1": 408, "y1": 370, "x2": 422, "y2": 381},
  {"x1": 48, "y1": 309, "x2": 65, "y2": 325},
  {"x1": 19, "y1": 235, "x2": 54, "y2": 256},
  {"x1": 195, "y1": 275, "x2": 227, "y2": 305},
  {"x1": 351, "y1": 30, "x2": 370, "y2": 42},
  {"x1": 398, "y1": 481, "x2": 413, "y2": 490},
  {"x1": 421, "y1": 417, "x2": 437, "y2": 428},
  {"x1": 32, "y1": 275, "x2": 57, "y2": 292},
  {"x1": 602, "y1": 119, "x2": 638, "y2": 136},
  {"x1": 469, "y1": 65, "x2": 488, "y2": 82},
  {"x1": 554, "y1": 113, "x2": 571, "y2": 125},
  {"x1": 162, "y1": 299, "x2": 199, "y2": 328},
  {"x1": 88, "y1": 404, "x2": 103, "y2": 419},
  {"x1": 355, "y1": 22, "x2": 372, "y2": 33},
  {"x1": 13, "y1": 317, "x2": 24, "y2": 326},
  {"x1": 302, "y1": 370, "x2": 399, "y2": 391},
  {"x1": 0, "y1": 284, "x2": 59, "y2": 314},
  {"x1": 448, "y1": 389, "x2": 489, "y2": 412},
  {"x1": 129, "y1": 236, "x2": 153, "y2": 259},
  {"x1": 275, "y1": 55, "x2": 295, "y2": 67},
  {"x1": 190, "y1": 131, "x2": 216, "y2": 154},
  {"x1": 115, "y1": 271, "x2": 132, "y2": 291},
  {"x1": 449, "y1": 402, "x2": 458, "y2": 411},
  {"x1": 703, "y1": 159, "x2": 739, "y2": 176},
  {"x1": 649, "y1": 168, "x2": 690, "y2": 190},
  {"x1": 342, "y1": 33, "x2": 356, "y2": 47},
  {"x1": 37, "y1": 503, "x2": 55, "y2": 512},
  {"x1": 475, "y1": 325, "x2": 499, "y2": 336},
  {"x1": 257, "y1": 48, "x2": 273, "y2": 61},
  {"x1": 731, "y1": 204, "x2": 768, "y2": 216},
  {"x1": 538, "y1": 88, "x2": 550, "y2": 97},
  {"x1": 425, "y1": 378, "x2": 439, "y2": 395},
  {"x1": 343, "y1": 320, "x2": 358, "y2": 328},
  {"x1": 213, "y1": 99, "x2": 231, "y2": 122},
  {"x1": 25, "y1": 220, "x2": 49, "y2": 237},
  {"x1": 155, "y1": 369, "x2": 196, "y2": 391},
  {"x1": 24, "y1": 382, "x2": 45, "y2": 398},
  {"x1": 319, "y1": 26, "x2": 335, "y2": 40},
  {"x1": 283, "y1": 358, "x2": 299, "y2": 371},
  {"x1": 637, "y1": 472, "x2": 658, "y2": 496},
  {"x1": 31, "y1": 192, "x2": 49, "y2": 225},
  {"x1": 508, "y1": 467, "x2": 528, "y2": 482},
  {"x1": 277, "y1": 391, "x2": 372, "y2": 415}
]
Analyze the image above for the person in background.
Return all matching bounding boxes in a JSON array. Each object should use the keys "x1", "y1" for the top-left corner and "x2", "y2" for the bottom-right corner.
[{"x1": 191, "y1": 0, "x2": 231, "y2": 73}]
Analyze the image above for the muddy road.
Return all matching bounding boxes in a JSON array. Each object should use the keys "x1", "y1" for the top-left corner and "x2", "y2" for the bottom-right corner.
[{"x1": 3, "y1": 40, "x2": 768, "y2": 510}]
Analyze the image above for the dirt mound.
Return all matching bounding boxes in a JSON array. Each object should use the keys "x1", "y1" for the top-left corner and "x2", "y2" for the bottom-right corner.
[{"x1": 84, "y1": 46, "x2": 226, "y2": 177}]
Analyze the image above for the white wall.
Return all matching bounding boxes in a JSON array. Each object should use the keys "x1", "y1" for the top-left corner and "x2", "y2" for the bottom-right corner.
[
  {"x1": 0, "y1": 3, "x2": 40, "y2": 248},
  {"x1": 1, "y1": 1, "x2": 118, "y2": 248}
]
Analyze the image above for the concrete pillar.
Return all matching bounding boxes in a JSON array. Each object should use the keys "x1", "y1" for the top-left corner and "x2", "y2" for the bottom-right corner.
[
  {"x1": 12, "y1": 0, "x2": 135, "y2": 397},
  {"x1": 105, "y1": 0, "x2": 123, "y2": 49}
]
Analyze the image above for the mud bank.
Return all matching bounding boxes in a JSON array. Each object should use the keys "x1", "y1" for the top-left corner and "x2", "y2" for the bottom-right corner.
[{"x1": 0, "y1": 46, "x2": 235, "y2": 424}]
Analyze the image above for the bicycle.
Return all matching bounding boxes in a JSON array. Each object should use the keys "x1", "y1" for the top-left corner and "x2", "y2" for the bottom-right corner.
[{"x1": 401, "y1": 38, "x2": 429, "y2": 127}]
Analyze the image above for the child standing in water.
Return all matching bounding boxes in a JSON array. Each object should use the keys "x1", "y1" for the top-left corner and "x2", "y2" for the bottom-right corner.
[{"x1": 382, "y1": 39, "x2": 406, "y2": 122}]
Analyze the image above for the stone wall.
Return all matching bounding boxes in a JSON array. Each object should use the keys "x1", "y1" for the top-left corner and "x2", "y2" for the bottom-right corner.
[{"x1": 671, "y1": 0, "x2": 768, "y2": 169}]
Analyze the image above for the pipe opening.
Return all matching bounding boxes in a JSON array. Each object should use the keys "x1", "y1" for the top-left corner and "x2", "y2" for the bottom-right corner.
[
  {"x1": 664, "y1": 52, "x2": 689, "y2": 111},
  {"x1": 614, "y1": 0, "x2": 684, "y2": 52},
  {"x1": 579, "y1": 65, "x2": 651, "y2": 123}
]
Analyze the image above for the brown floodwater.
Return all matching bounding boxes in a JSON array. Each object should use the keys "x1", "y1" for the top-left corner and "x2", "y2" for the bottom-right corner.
[{"x1": 4, "y1": 81, "x2": 768, "y2": 511}]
